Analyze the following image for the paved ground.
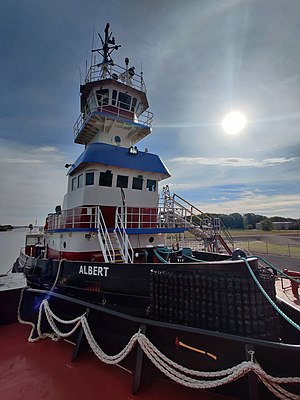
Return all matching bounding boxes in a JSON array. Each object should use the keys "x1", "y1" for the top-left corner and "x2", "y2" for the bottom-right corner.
[
  {"x1": 232, "y1": 232, "x2": 300, "y2": 272},
  {"x1": 254, "y1": 252, "x2": 300, "y2": 272}
]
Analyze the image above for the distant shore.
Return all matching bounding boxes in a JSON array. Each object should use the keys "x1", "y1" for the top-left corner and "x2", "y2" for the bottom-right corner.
[{"x1": 0, "y1": 225, "x2": 14, "y2": 231}]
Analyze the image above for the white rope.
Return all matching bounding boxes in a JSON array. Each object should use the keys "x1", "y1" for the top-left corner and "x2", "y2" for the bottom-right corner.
[
  {"x1": 17, "y1": 287, "x2": 39, "y2": 342},
  {"x1": 81, "y1": 317, "x2": 138, "y2": 364},
  {"x1": 50, "y1": 258, "x2": 66, "y2": 291},
  {"x1": 42, "y1": 300, "x2": 83, "y2": 338},
  {"x1": 17, "y1": 293, "x2": 300, "y2": 399}
]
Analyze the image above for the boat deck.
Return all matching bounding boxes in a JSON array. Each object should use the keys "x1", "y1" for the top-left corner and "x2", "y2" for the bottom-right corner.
[
  {"x1": 0, "y1": 323, "x2": 236, "y2": 400},
  {"x1": 275, "y1": 278, "x2": 300, "y2": 310}
]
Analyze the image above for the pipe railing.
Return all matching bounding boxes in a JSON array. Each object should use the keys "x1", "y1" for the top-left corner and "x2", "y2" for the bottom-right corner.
[
  {"x1": 73, "y1": 91, "x2": 153, "y2": 138},
  {"x1": 115, "y1": 209, "x2": 134, "y2": 263},
  {"x1": 85, "y1": 63, "x2": 147, "y2": 92}
]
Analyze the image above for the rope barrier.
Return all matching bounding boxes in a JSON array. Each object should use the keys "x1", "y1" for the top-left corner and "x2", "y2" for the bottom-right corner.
[{"x1": 17, "y1": 291, "x2": 300, "y2": 399}]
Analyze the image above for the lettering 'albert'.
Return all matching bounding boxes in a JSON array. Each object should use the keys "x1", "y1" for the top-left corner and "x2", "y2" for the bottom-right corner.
[{"x1": 79, "y1": 265, "x2": 109, "y2": 277}]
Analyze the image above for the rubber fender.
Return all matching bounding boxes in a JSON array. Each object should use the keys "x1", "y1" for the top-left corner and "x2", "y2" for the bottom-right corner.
[{"x1": 232, "y1": 248, "x2": 247, "y2": 260}]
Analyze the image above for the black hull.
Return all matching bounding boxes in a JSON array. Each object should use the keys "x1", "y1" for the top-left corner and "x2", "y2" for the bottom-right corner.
[{"x1": 23, "y1": 256, "x2": 300, "y2": 343}]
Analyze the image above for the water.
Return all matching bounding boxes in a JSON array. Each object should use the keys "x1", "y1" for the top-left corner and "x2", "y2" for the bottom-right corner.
[{"x1": 0, "y1": 228, "x2": 28, "y2": 274}]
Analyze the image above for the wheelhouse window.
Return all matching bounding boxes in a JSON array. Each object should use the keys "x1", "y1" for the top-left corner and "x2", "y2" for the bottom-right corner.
[
  {"x1": 96, "y1": 88, "x2": 109, "y2": 107},
  {"x1": 112, "y1": 90, "x2": 117, "y2": 106},
  {"x1": 118, "y1": 92, "x2": 131, "y2": 110},
  {"x1": 99, "y1": 171, "x2": 113, "y2": 187},
  {"x1": 116, "y1": 175, "x2": 128, "y2": 188},
  {"x1": 131, "y1": 97, "x2": 137, "y2": 112},
  {"x1": 77, "y1": 174, "x2": 83, "y2": 188},
  {"x1": 146, "y1": 179, "x2": 156, "y2": 192},
  {"x1": 132, "y1": 177, "x2": 143, "y2": 190},
  {"x1": 71, "y1": 177, "x2": 77, "y2": 191},
  {"x1": 85, "y1": 172, "x2": 94, "y2": 186}
]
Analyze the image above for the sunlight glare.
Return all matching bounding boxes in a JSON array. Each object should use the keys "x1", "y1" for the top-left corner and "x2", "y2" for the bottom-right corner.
[{"x1": 221, "y1": 111, "x2": 247, "y2": 135}]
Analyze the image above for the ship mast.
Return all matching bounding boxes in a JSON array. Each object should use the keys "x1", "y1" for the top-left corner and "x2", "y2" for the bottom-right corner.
[{"x1": 92, "y1": 23, "x2": 121, "y2": 66}]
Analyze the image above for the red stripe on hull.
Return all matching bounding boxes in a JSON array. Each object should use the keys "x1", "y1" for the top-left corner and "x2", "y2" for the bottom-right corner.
[{"x1": 47, "y1": 248, "x2": 105, "y2": 262}]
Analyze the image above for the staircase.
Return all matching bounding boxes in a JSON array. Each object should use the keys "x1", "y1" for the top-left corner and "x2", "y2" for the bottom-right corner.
[
  {"x1": 96, "y1": 207, "x2": 133, "y2": 263},
  {"x1": 160, "y1": 186, "x2": 234, "y2": 255}
]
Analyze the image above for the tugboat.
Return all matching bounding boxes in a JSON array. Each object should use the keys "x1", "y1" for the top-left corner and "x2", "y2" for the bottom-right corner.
[{"x1": 12, "y1": 24, "x2": 300, "y2": 400}]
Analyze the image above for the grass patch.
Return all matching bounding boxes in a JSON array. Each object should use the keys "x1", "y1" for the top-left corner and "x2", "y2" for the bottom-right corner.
[
  {"x1": 229, "y1": 229, "x2": 300, "y2": 237},
  {"x1": 234, "y1": 240, "x2": 300, "y2": 258}
]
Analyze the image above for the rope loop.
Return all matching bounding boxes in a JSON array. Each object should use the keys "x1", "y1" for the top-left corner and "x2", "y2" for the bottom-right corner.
[{"x1": 17, "y1": 290, "x2": 300, "y2": 399}]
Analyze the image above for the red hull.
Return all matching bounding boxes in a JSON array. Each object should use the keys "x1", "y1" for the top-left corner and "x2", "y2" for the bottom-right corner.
[
  {"x1": 47, "y1": 248, "x2": 105, "y2": 262},
  {"x1": 0, "y1": 323, "x2": 235, "y2": 400}
]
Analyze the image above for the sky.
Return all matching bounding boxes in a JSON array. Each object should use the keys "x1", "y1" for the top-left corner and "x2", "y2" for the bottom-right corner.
[{"x1": 0, "y1": 0, "x2": 299, "y2": 225}]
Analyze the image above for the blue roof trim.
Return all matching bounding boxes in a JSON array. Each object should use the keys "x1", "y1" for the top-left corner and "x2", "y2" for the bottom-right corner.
[{"x1": 68, "y1": 142, "x2": 171, "y2": 176}]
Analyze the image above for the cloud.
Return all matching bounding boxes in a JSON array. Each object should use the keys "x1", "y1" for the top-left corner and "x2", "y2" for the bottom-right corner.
[
  {"x1": 168, "y1": 156, "x2": 297, "y2": 167},
  {"x1": 194, "y1": 192, "x2": 300, "y2": 218},
  {"x1": 0, "y1": 141, "x2": 68, "y2": 225}
]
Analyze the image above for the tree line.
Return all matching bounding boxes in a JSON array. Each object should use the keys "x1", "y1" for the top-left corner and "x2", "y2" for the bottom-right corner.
[{"x1": 204, "y1": 213, "x2": 300, "y2": 231}]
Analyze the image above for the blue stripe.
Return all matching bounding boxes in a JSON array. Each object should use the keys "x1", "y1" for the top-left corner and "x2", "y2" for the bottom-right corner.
[
  {"x1": 126, "y1": 228, "x2": 186, "y2": 234},
  {"x1": 47, "y1": 227, "x2": 186, "y2": 235}
]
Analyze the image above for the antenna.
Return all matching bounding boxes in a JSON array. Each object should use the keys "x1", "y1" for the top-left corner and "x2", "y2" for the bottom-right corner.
[
  {"x1": 90, "y1": 19, "x2": 95, "y2": 68},
  {"x1": 92, "y1": 23, "x2": 121, "y2": 66},
  {"x1": 140, "y1": 61, "x2": 144, "y2": 90}
]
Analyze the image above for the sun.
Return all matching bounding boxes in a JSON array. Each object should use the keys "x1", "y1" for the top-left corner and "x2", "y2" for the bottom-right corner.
[{"x1": 221, "y1": 111, "x2": 247, "y2": 135}]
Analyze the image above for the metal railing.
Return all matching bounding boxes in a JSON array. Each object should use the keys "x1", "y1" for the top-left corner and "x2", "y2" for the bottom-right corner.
[
  {"x1": 18, "y1": 248, "x2": 30, "y2": 269},
  {"x1": 115, "y1": 209, "x2": 134, "y2": 263},
  {"x1": 85, "y1": 63, "x2": 147, "y2": 92},
  {"x1": 96, "y1": 207, "x2": 115, "y2": 263},
  {"x1": 46, "y1": 207, "x2": 97, "y2": 231},
  {"x1": 73, "y1": 91, "x2": 154, "y2": 139}
]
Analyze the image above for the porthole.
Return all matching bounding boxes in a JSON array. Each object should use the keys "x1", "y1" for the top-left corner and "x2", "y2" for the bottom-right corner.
[
  {"x1": 149, "y1": 237, "x2": 154, "y2": 243},
  {"x1": 63, "y1": 241, "x2": 66, "y2": 249}
]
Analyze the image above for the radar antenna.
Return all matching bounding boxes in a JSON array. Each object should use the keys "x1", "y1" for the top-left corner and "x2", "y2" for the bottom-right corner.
[{"x1": 92, "y1": 23, "x2": 121, "y2": 65}]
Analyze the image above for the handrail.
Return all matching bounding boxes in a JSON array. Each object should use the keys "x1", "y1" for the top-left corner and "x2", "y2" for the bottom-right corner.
[
  {"x1": 161, "y1": 190, "x2": 234, "y2": 253},
  {"x1": 173, "y1": 193, "x2": 211, "y2": 221},
  {"x1": 85, "y1": 63, "x2": 147, "y2": 92},
  {"x1": 173, "y1": 193, "x2": 233, "y2": 246},
  {"x1": 18, "y1": 248, "x2": 30, "y2": 269},
  {"x1": 115, "y1": 209, "x2": 134, "y2": 263},
  {"x1": 96, "y1": 207, "x2": 115, "y2": 263},
  {"x1": 73, "y1": 91, "x2": 153, "y2": 138}
]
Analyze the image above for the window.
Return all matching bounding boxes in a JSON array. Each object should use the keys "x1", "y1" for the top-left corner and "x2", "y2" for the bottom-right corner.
[
  {"x1": 117, "y1": 175, "x2": 128, "y2": 188},
  {"x1": 71, "y1": 177, "x2": 77, "y2": 191},
  {"x1": 77, "y1": 174, "x2": 83, "y2": 188},
  {"x1": 96, "y1": 88, "x2": 109, "y2": 106},
  {"x1": 112, "y1": 90, "x2": 117, "y2": 106},
  {"x1": 131, "y1": 97, "x2": 137, "y2": 112},
  {"x1": 132, "y1": 177, "x2": 143, "y2": 190},
  {"x1": 146, "y1": 179, "x2": 156, "y2": 192},
  {"x1": 99, "y1": 171, "x2": 113, "y2": 187},
  {"x1": 118, "y1": 92, "x2": 131, "y2": 110},
  {"x1": 85, "y1": 172, "x2": 94, "y2": 186}
]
